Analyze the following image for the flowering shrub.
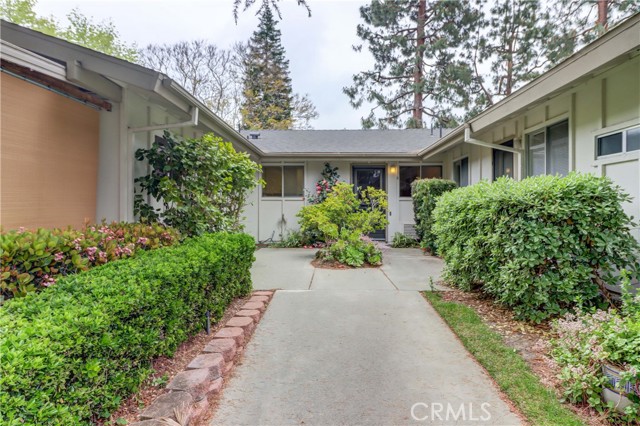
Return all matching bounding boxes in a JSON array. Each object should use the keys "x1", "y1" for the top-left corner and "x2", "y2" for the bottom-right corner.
[
  {"x1": 306, "y1": 162, "x2": 341, "y2": 205},
  {"x1": 298, "y1": 183, "x2": 387, "y2": 267},
  {"x1": 0, "y1": 222, "x2": 178, "y2": 301},
  {"x1": 552, "y1": 276, "x2": 640, "y2": 422}
]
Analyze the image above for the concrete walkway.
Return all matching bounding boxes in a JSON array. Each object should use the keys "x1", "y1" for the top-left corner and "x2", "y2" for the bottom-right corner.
[{"x1": 211, "y1": 248, "x2": 521, "y2": 426}]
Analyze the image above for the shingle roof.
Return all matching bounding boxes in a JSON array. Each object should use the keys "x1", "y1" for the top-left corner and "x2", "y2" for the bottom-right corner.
[{"x1": 240, "y1": 129, "x2": 452, "y2": 155}]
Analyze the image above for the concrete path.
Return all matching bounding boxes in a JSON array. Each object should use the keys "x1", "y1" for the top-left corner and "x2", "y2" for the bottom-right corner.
[{"x1": 212, "y1": 248, "x2": 521, "y2": 426}]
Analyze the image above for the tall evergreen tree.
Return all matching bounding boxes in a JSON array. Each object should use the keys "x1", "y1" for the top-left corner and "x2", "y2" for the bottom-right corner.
[
  {"x1": 241, "y1": 4, "x2": 294, "y2": 130},
  {"x1": 343, "y1": 0, "x2": 480, "y2": 129}
]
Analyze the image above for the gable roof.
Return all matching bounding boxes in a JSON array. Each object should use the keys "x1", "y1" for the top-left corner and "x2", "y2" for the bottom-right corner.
[{"x1": 240, "y1": 129, "x2": 452, "y2": 158}]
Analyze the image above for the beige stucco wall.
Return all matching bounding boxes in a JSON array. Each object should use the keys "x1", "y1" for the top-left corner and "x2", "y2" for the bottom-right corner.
[{"x1": 1, "y1": 73, "x2": 99, "y2": 230}]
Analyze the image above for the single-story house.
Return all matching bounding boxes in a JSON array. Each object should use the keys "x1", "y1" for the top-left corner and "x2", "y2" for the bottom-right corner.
[
  {"x1": 2, "y1": 13, "x2": 639, "y2": 244},
  {"x1": 240, "y1": 12, "x2": 640, "y2": 242},
  {"x1": 0, "y1": 19, "x2": 259, "y2": 230}
]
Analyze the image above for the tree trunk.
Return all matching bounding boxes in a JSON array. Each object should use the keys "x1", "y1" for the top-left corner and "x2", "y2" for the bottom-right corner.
[
  {"x1": 597, "y1": 0, "x2": 608, "y2": 33},
  {"x1": 412, "y1": 0, "x2": 426, "y2": 128}
]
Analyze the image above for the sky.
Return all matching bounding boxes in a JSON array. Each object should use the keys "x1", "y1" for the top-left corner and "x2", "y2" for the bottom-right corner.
[{"x1": 34, "y1": 0, "x2": 375, "y2": 129}]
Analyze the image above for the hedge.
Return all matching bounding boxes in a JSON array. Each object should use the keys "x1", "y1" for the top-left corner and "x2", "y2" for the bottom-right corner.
[
  {"x1": 0, "y1": 233, "x2": 254, "y2": 425},
  {"x1": 411, "y1": 178, "x2": 457, "y2": 252},
  {"x1": 432, "y1": 173, "x2": 639, "y2": 322},
  {"x1": 1, "y1": 222, "x2": 179, "y2": 301}
]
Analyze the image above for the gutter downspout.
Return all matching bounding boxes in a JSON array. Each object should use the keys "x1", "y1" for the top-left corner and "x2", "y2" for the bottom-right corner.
[
  {"x1": 464, "y1": 126, "x2": 523, "y2": 155},
  {"x1": 129, "y1": 106, "x2": 199, "y2": 133}
]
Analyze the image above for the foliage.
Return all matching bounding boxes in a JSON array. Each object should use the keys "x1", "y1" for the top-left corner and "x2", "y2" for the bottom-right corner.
[
  {"x1": 298, "y1": 182, "x2": 388, "y2": 267},
  {"x1": 0, "y1": 222, "x2": 177, "y2": 302},
  {"x1": 425, "y1": 292, "x2": 585, "y2": 426},
  {"x1": 232, "y1": 0, "x2": 310, "y2": 23},
  {"x1": 271, "y1": 230, "x2": 306, "y2": 248},
  {"x1": 241, "y1": 4, "x2": 318, "y2": 130},
  {"x1": 552, "y1": 277, "x2": 640, "y2": 422},
  {"x1": 306, "y1": 162, "x2": 341, "y2": 205},
  {"x1": 138, "y1": 41, "x2": 247, "y2": 129},
  {"x1": 134, "y1": 131, "x2": 262, "y2": 237},
  {"x1": 0, "y1": 0, "x2": 137, "y2": 61},
  {"x1": 344, "y1": 0, "x2": 480, "y2": 128},
  {"x1": 432, "y1": 173, "x2": 639, "y2": 322},
  {"x1": 390, "y1": 232, "x2": 419, "y2": 248},
  {"x1": 411, "y1": 178, "x2": 457, "y2": 253},
  {"x1": 0, "y1": 233, "x2": 254, "y2": 425}
]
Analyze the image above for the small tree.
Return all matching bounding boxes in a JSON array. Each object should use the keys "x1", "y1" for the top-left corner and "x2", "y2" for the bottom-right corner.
[
  {"x1": 298, "y1": 183, "x2": 388, "y2": 267},
  {"x1": 134, "y1": 131, "x2": 262, "y2": 237},
  {"x1": 307, "y1": 162, "x2": 340, "y2": 204}
]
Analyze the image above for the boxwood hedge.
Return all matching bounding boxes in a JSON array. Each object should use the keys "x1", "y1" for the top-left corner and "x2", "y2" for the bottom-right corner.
[
  {"x1": 0, "y1": 232, "x2": 254, "y2": 425},
  {"x1": 433, "y1": 173, "x2": 639, "y2": 322},
  {"x1": 411, "y1": 178, "x2": 457, "y2": 252}
]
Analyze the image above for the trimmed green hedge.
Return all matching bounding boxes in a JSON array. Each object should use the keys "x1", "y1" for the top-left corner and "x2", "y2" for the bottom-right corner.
[
  {"x1": 411, "y1": 178, "x2": 457, "y2": 252},
  {"x1": 0, "y1": 233, "x2": 254, "y2": 425},
  {"x1": 433, "y1": 173, "x2": 639, "y2": 322}
]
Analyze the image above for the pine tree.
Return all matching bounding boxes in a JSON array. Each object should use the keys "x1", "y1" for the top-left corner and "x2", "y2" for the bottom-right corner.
[
  {"x1": 343, "y1": 0, "x2": 480, "y2": 129},
  {"x1": 241, "y1": 4, "x2": 294, "y2": 130}
]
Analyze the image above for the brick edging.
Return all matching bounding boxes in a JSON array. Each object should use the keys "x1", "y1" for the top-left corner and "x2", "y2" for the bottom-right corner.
[{"x1": 130, "y1": 290, "x2": 275, "y2": 426}]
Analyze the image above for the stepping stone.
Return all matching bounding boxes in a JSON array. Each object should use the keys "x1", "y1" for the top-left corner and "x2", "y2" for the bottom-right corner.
[
  {"x1": 235, "y1": 309, "x2": 261, "y2": 322},
  {"x1": 140, "y1": 391, "x2": 193, "y2": 421},
  {"x1": 224, "y1": 360, "x2": 235, "y2": 375},
  {"x1": 203, "y1": 338, "x2": 237, "y2": 362},
  {"x1": 187, "y1": 353, "x2": 225, "y2": 378},
  {"x1": 167, "y1": 369, "x2": 217, "y2": 398},
  {"x1": 242, "y1": 301, "x2": 265, "y2": 312},
  {"x1": 228, "y1": 316, "x2": 256, "y2": 335},
  {"x1": 249, "y1": 295, "x2": 269, "y2": 303},
  {"x1": 213, "y1": 327, "x2": 245, "y2": 346},
  {"x1": 253, "y1": 290, "x2": 273, "y2": 297}
]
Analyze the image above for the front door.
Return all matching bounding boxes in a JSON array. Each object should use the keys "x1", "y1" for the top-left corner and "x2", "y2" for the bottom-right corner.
[{"x1": 352, "y1": 166, "x2": 386, "y2": 241}]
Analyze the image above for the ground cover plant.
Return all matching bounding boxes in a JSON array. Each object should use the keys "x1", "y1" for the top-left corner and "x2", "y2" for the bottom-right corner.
[
  {"x1": 298, "y1": 182, "x2": 387, "y2": 267},
  {"x1": 424, "y1": 291, "x2": 585, "y2": 426},
  {"x1": 433, "y1": 173, "x2": 639, "y2": 322},
  {"x1": 0, "y1": 232, "x2": 254, "y2": 425},
  {"x1": 390, "y1": 232, "x2": 419, "y2": 248},
  {"x1": 134, "y1": 131, "x2": 262, "y2": 237},
  {"x1": 552, "y1": 274, "x2": 640, "y2": 423},
  {"x1": 0, "y1": 222, "x2": 178, "y2": 302},
  {"x1": 411, "y1": 178, "x2": 457, "y2": 253}
]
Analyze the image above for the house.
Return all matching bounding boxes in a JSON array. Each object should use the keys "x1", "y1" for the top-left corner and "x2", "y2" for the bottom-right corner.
[
  {"x1": 0, "y1": 20, "x2": 259, "y2": 230},
  {"x1": 241, "y1": 13, "x2": 640, "y2": 242},
  {"x1": 2, "y1": 13, "x2": 639, "y2": 243}
]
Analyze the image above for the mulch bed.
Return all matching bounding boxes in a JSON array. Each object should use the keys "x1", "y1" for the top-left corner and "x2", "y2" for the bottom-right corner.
[
  {"x1": 310, "y1": 257, "x2": 381, "y2": 269},
  {"x1": 438, "y1": 287, "x2": 610, "y2": 426},
  {"x1": 102, "y1": 295, "x2": 252, "y2": 426}
]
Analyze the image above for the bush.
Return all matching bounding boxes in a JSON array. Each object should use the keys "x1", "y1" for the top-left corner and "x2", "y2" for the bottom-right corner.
[
  {"x1": 298, "y1": 182, "x2": 387, "y2": 267},
  {"x1": 433, "y1": 173, "x2": 639, "y2": 322},
  {"x1": 0, "y1": 222, "x2": 178, "y2": 302},
  {"x1": 0, "y1": 233, "x2": 254, "y2": 425},
  {"x1": 391, "y1": 232, "x2": 420, "y2": 248},
  {"x1": 134, "y1": 131, "x2": 262, "y2": 237},
  {"x1": 411, "y1": 178, "x2": 457, "y2": 252},
  {"x1": 552, "y1": 275, "x2": 640, "y2": 422}
]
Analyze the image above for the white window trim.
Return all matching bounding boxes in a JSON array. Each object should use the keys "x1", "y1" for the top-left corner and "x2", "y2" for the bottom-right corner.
[
  {"x1": 260, "y1": 163, "x2": 305, "y2": 200},
  {"x1": 525, "y1": 119, "x2": 571, "y2": 177},
  {"x1": 453, "y1": 156, "x2": 469, "y2": 187},
  {"x1": 594, "y1": 124, "x2": 640, "y2": 160}
]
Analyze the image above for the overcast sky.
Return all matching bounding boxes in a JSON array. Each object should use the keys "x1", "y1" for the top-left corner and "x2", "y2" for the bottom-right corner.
[{"x1": 35, "y1": 0, "x2": 374, "y2": 129}]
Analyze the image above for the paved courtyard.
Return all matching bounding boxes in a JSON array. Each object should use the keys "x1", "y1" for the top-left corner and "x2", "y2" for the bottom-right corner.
[{"x1": 211, "y1": 248, "x2": 521, "y2": 425}]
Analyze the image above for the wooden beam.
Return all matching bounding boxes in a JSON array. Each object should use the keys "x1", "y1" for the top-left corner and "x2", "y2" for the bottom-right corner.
[{"x1": 1, "y1": 59, "x2": 112, "y2": 111}]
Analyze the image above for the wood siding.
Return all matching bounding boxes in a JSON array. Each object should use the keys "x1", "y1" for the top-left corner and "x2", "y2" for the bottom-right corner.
[{"x1": 1, "y1": 73, "x2": 99, "y2": 230}]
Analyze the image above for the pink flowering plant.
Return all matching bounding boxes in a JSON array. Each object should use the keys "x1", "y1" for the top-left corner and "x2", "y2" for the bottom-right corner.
[
  {"x1": 306, "y1": 163, "x2": 340, "y2": 205},
  {"x1": 0, "y1": 222, "x2": 178, "y2": 302},
  {"x1": 552, "y1": 273, "x2": 640, "y2": 421}
]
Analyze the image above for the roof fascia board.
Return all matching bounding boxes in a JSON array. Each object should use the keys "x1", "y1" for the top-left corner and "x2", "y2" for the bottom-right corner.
[
  {"x1": 0, "y1": 40, "x2": 65, "y2": 80},
  {"x1": 469, "y1": 15, "x2": 640, "y2": 133},
  {"x1": 260, "y1": 153, "x2": 423, "y2": 160},
  {"x1": 66, "y1": 60, "x2": 122, "y2": 102}
]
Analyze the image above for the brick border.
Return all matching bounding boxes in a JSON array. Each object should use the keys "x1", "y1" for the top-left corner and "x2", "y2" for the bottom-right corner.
[{"x1": 131, "y1": 290, "x2": 275, "y2": 426}]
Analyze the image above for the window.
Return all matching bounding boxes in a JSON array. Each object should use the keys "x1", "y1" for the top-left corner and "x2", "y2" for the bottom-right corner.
[
  {"x1": 493, "y1": 140, "x2": 514, "y2": 180},
  {"x1": 596, "y1": 126, "x2": 640, "y2": 158},
  {"x1": 399, "y1": 165, "x2": 443, "y2": 197},
  {"x1": 262, "y1": 165, "x2": 304, "y2": 197},
  {"x1": 527, "y1": 120, "x2": 569, "y2": 176},
  {"x1": 453, "y1": 158, "x2": 469, "y2": 187}
]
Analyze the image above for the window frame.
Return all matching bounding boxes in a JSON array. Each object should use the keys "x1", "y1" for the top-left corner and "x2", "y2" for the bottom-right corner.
[
  {"x1": 492, "y1": 139, "x2": 515, "y2": 180},
  {"x1": 453, "y1": 157, "x2": 469, "y2": 187},
  {"x1": 595, "y1": 124, "x2": 640, "y2": 160},
  {"x1": 525, "y1": 119, "x2": 569, "y2": 177},
  {"x1": 398, "y1": 164, "x2": 444, "y2": 198},
  {"x1": 261, "y1": 164, "x2": 305, "y2": 199}
]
